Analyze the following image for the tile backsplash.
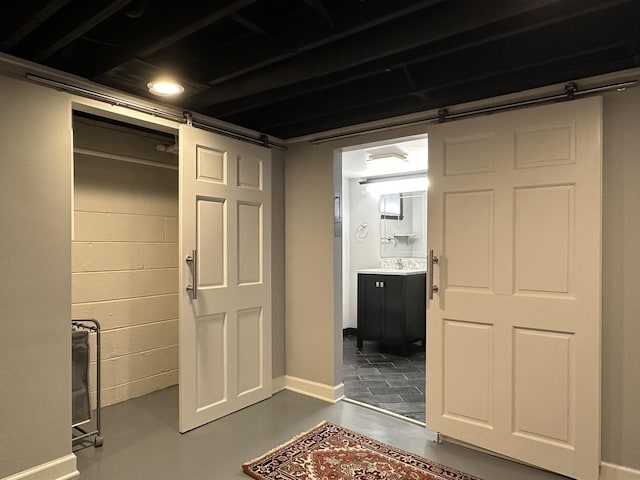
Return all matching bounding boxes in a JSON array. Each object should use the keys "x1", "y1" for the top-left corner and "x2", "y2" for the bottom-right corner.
[{"x1": 380, "y1": 257, "x2": 427, "y2": 270}]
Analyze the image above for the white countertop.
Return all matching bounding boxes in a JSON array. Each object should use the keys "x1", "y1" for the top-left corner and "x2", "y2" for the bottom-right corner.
[{"x1": 358, "y1": 268, "x2": 426, "y2": 276}]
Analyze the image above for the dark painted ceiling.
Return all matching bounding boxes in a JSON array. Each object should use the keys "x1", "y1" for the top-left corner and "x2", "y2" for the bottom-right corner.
[{"x1": 2, "y1": 0, "x2": 639, "y2": 139}]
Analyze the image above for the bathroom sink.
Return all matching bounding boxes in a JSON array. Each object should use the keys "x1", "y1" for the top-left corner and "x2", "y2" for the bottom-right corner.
[{"x1": 357, "y1": 267, "x2": 426, "y2": 276}]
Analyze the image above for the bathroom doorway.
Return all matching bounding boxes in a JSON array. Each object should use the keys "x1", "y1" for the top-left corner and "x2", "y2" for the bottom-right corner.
[{"x1": 339, "y1": 135, "x2": 428, "y2": 424}]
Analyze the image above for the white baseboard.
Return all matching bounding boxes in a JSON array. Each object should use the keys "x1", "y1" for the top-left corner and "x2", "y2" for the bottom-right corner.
[
  {"x1": 601, "y1": 462, "x2": 640, "y2": 480},
  {"x1": 283, "y1": 375, "x2": 344, "y2": 403},
  {"x1": 271, "y1": 375, "x2": 286, "y2": 394},
  {"x1": 2, "y1": 454, "x2": 78, "y2": 480}
]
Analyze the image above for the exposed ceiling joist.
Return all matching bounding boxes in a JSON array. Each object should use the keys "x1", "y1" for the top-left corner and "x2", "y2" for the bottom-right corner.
[
  {"x1": 231, "y1": 13, "x2": 276, "y2": 41},
  {"x1": 401, "y1": 66, "x2": 427, "y2": 102},
  {"x1": 136, "y1": 0, "x2": 257, "y2": 57},
  {"x1": 186, "y1": 0, "x2": 565, "y2": 107},
  {"x1": 204, "y1": 0, "x2": 626, "y2": 119},
  {"x1": 250, "y1": 36, "x2": 631, "y2": 133},
  {"x1": 2, "y1": 0, "x2": 638, "y2": 139},
  {"x1": 193, "y1": 0, "x2": 446, "y2": 87},
  {"x1": 303, "y1": 0, "x2": 335, "y2": 28},
  {"x1": 89, "y1": 0, "x2": 258, "y2": 78},
  {"x1": 34, "y1": 0, "x2": 134, "y2": 62},
  {"x1": 0, "y1": 0, "x2": 72, "y2": 50}
]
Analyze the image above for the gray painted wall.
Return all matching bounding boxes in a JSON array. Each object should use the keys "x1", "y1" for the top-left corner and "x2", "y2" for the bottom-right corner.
[
  {"x1": 284, "y1": 141, "x2": 338, "y2": 385},
  {"x1": 284, "y1": 90, "x2": 640, "y2": 470},
  {"x1": 0, "y1": 70, "x2": 637, "y2": 476},
  {"x1": 0, "y1": 76, "x2": 73, "y2": 476},
  {"x1": 601, "y1": 87, "x2": 640, "y2": 470},
  {"x1": 271, "y1": 149, "x2": 286, "y2": 378},
  {"x1": 0, "y1": 74, "x2": 286, "y2": 477}
]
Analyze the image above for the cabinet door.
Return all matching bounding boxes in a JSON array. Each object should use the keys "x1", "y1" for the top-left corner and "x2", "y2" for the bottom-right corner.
[
  {"x1": 404, "y1": 273, "x2": 427, "y2": 340},
  {"x1": 382, "y1": 275, "x2": 404, "y2": 340},
  {"x1": 359, "y1": 274, "x2": 384, "y2": 338}
]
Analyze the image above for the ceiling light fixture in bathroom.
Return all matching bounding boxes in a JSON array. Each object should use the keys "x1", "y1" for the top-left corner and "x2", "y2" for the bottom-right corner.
[
  {"x1": 147, "y1": 79, "x2": 184, "y2": 96},
  {"x1": 365, "y1": 152, "x2": 410, "y2": 175},
  {"x1": 367, "y1": 152, "x2": 408, "y2": 164}
]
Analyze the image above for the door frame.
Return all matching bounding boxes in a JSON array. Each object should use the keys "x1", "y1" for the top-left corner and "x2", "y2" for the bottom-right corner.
[
  {"x1": 68, "y1": 100, "x2": 181, "y2": 414},
  {"x1": 67, "y1": 96, "x2": 283, "y2": 424},
  {"x1": 335, "y1": 134, "x2": 431, "y2": 427}
]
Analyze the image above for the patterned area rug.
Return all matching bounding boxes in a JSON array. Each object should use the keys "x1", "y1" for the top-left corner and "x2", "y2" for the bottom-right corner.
[{"x1": 242, "y1": 421, "x2": 482, "y2": 480}]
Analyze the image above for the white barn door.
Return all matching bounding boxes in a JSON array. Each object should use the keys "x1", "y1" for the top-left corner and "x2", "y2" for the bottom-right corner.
[
  {"x1": 426, "y1": 97, "x2": 602, "y2": 479},
  {"x1": 179, "y1": 125, "x2": 272, "y2": 432}
]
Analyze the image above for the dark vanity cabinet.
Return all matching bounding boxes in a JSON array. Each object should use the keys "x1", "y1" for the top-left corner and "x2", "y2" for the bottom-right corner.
[{"x1": 357, "y1": 272, "x2": 426, "y2": 352}]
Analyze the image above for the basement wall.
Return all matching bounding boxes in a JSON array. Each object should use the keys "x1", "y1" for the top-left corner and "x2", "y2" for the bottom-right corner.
[
  {"x1": 71, "y1": 118, "x2": 179, "y2": 407},
  {"x1": 285, "y1": 86, "x2": 640, "y2": 472},
  {"x1": 0, "y1": 67, "x2": 286, "y2": 480},
  {"x1": 0, "y1": 75, "x2": 75, "y2": 479}
]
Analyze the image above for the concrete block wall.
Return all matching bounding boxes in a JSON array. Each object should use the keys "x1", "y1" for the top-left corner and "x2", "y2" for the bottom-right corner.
[{"x1": 71, "y1": 118, "x2": 179, "y2": 407}]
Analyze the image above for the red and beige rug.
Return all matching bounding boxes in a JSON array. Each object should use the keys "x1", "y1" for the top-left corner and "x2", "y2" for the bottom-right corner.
[{"x1": 242, "y1": 421, "x2": 482, "y2": 480}]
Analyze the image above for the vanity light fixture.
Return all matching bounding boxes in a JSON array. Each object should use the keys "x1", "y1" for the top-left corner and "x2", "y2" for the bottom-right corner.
[
  {"x1": 359, "y1": 170, "x2": 428, "y2": 194},
  {"x1": 359, "y1": 170, "x2": 426, "y2": 185},
  {"x1": 147, "y1": 79, "x2": 184, "y2": 96},
  {"x1": 364, "y1": 177, "x2": 428, "y2": 194}
]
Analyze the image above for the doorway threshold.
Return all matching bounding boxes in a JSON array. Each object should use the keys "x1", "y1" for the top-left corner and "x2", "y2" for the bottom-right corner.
[{"x1": 342, "y1": 397, "x2": 436, "y2": 438}]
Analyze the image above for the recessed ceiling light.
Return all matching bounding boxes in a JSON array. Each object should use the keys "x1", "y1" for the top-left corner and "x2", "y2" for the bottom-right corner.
[{"x1": 147, "y1": 79, "x2": 184, "y2": 96}]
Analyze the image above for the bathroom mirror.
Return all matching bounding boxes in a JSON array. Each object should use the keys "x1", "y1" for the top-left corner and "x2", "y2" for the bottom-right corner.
[
  {"x1": 380, "y1": 193, "x2": 403, "y2": 219},
  {"x1": 380, "y1": 191, "x2": 426, "y2": 258}
]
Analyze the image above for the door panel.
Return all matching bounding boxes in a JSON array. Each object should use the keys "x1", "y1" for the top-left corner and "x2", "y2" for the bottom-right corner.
[
  {"x1": 444, "y1": 190, "x2": 494, "y2": 291},
  {"x1": 426, "y1": 97, "x2": 602, "y2": 479},
  {"x1": 197, "y1": 146, "x2": 225, "y2": 182},
  {"x1": 512, "y1": 328, "x2": 573, "y2": 444},
  {"x1": 383, "y1": 276, "x2": 403, "y2": 340},
  {"x1": 237, "y1": 307, "x2": 263, "y2": 395},
  {"x1": 514, "y1": 185, "x2": 574, "y2": 296},
  {"x1": 196, "y1": 313, "x2": 226, "y2": 409},
  {"x1": 198, "y1": 199, "x2": 225, "y2": 287},
  {"x1": 238, "y1": 202, "x2": 262, "y2": 284},
  {"x1": 443, "y1": 320, "x2": 492, "y2": 426},
  {"x1": 514, "y1": 124, "x2": 574, "y2": 168},
  {"x1": 180, "y1": 126, "x2": 272, "y2": 432},
  {"x1": 444, "y1": 134, "x2": 495, "y2": 175}
]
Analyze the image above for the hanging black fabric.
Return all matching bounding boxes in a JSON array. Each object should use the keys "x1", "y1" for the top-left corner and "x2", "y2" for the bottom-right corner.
[{"x1": 72, "y1": 329, "x2": 91, "y2": 426}]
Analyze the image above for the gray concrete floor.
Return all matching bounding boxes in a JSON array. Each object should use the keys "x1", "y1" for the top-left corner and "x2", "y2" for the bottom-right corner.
[{"x1": 74, "y1": 386, "x2": 569, "y2": 480}]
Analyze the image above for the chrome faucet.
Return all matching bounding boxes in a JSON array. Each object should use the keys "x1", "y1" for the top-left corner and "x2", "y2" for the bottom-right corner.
[{"x1": 395, "y1": 257, "x2": 403, "y2": 269}]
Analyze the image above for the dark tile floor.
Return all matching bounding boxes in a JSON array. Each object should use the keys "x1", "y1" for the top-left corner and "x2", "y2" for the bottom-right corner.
[{"x1": 343, "y1": 335, "x2": 425, "y2": 423}]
